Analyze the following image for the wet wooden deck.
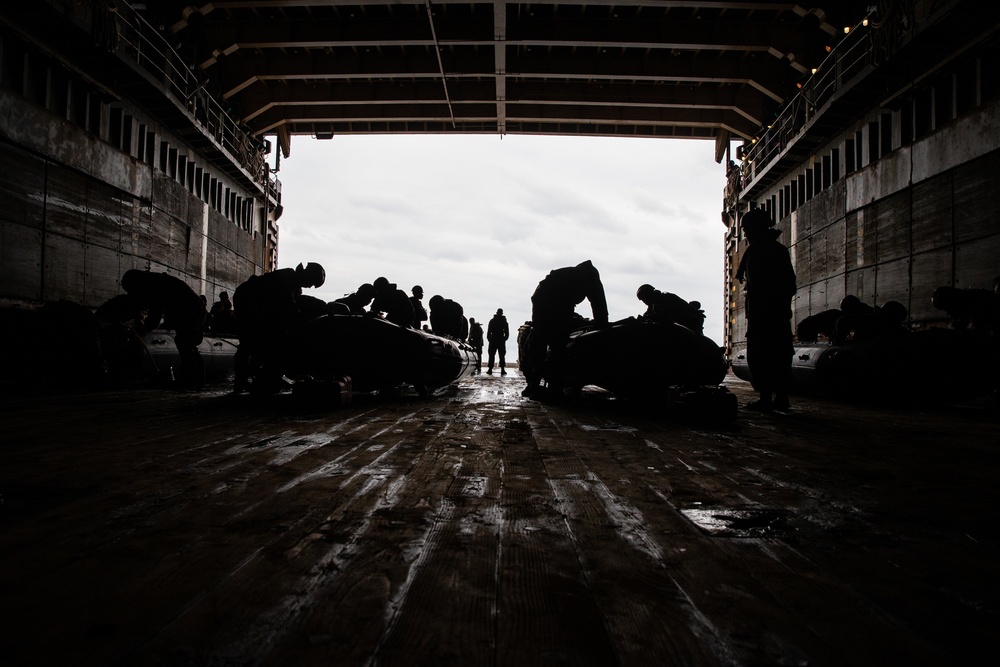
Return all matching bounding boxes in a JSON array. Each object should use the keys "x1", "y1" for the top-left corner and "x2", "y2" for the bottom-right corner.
[{"x1": 1, "y1": 370, "x2": 997, "y2": 666}]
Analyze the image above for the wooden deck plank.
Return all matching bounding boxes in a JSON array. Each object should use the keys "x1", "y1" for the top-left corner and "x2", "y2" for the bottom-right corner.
[{"x1": 1, "y1": 371, "x2": 998, "y2": 665}]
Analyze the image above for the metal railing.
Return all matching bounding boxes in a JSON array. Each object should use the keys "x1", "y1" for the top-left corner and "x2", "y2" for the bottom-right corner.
[
  {"x1": 738, "y1": 9, "x2": 886, "y2": 190},
  {"x1": 93, "y1": 0, "x2": 274, "y2": 194}
]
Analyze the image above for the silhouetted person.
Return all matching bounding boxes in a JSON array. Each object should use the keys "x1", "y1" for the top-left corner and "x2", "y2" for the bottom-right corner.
[
  {"x1": 331, "y1": 283, "x2": 376, "y2": 316},
  {"x1": 796, "y1": 308, "x2": 841, "y2": 343},
  {"x1": 870, "y1": 300, "x2": 910, "y2": 340},
  {"x1": 370, "y1": 277, "x2": 414, "y2": 328},
  {"x1": 121, "y1": 269, "x2": 207, "y2": 387},
  {"x1": 35, "y1": 300, "x2": 106, "y2": 386},
  {"x1": 635, "y1": 284, "x2": 705, "y2": 333},
  {"x1": 517, "y1": 321, "x2": 532, "y2": 367},
  {"x1": 296, "y1": 294, "x2": 330, "y2": 322},
  {"x1": 932, "y1": 283, "x2": 1000, "y2": 332},
  {"x1": 832, "y1": 295, "x2": 877, "y2": 345},
  {"x1": 232, "y1": 262, "x2": 326, "y2": 392},
  {"x1": 428, "y1": 294, "x2": 468, "y2": 340},
  {"x1": 735, "y1": 210, "x2": 796, "y2": 411},
  {"x1": 487, "y1": 308, "x2": 510, "y2": 375},
  {"x1": 523, "y1": 260, "x2": 608, "y2": 396},
  {"x1": 468, "y1": 317, "x2": 484, "y2": 374},
  {"x1": 200, "y1": 295, "x2": 211, "y2": 332},
  {"x1": 209, "y1": 291, "x2": 235, "y2": 335},
  {"x1": 410, "y1": 285, "x2": 428, "y2": 329}
]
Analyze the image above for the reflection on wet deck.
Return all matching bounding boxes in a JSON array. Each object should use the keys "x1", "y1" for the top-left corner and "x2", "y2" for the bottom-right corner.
[{"x1": 1, "y1": 370, "x2": 997, "y2": 665}]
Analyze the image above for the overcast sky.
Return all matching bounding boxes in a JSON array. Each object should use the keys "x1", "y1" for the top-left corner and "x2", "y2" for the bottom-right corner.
[{"x1": 272, "y1": 133, "x2": 730, "y2": 345}]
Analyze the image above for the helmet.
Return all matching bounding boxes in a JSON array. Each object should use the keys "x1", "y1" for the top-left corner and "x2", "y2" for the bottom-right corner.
[
  {"x1": 296, "y1": 262, "x2": 326, "y2": 288},
  {"x1": 740, "y1": 209, "x2": 774, "y2": 235},
  {"x1": 636, "y1": 284, "x2": 655, "y2": 301},
  {"x1": 880, "y1": 300, "x2": 907, "y2": 322}
]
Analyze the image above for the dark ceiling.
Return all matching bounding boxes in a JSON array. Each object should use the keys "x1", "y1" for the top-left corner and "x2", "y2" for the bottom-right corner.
[{"x1": 139, "y1": 1, "x2": 872, "y2": 146}]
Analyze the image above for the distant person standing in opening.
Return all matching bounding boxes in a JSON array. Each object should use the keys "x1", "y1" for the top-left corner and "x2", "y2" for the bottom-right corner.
[
  {"x1": 523, "y1": 260, "x2": 608, "y2": 397},
  {"x1": 486, "y1": 308, "x2": 509, "y2": 375},
  {"x1": 735, "y1": 209, "x2": 797, "y2": 411},
  {"x1": 468, "y1": 317, "x2": 484, "y2": 374},
  {"x1": 409, "y1": 285, "x2": 428, "y2": 329}
]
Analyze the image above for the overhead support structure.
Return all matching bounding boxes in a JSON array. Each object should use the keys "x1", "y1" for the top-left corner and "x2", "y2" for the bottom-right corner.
[{"x1": 144, "y1": 0, "x2": 871, "y2": 157}]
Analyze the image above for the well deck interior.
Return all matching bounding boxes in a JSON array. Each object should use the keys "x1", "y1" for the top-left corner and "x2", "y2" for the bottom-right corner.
[{"x1": 1, "y1": 371, "x2": 997, "y2": 666}]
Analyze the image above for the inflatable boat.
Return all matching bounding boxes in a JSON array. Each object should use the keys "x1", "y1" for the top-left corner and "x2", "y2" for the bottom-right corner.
[
  {"x1": 563, "y1": 318, "x2": 730, "y2": 397},
  {"x1": 140, "y1": 330, "x2": 238, "y2": 384},
  {"x1": 286, "y1": 314, "x2": 478, "y2": 394},
  {"x1": 731, "y1": 328, "x2": 994, "y2": 401}
]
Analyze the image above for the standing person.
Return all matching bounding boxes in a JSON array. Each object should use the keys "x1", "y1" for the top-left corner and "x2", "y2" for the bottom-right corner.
[
  {"x1": 735, "y1": 209, "x2": 797, "y2": 411},
  {"x1": 523, "y1": 260, "x2": 608, "y2": 396},
  {"x1": 232, "y1": 262, "x2": 326, "y2": 392},
  {"x1": 486, "y1": 308, "x2": 509, "y2": 375},
  {"x1": 467, "y1": 317, "x2": 484, "y2": 374},
  {"x1": 409, "y1": 285, "x2": 428, "y2": 329},
  {"x1": 121, "y1": 269, "x2": 207, "y2": 387}
]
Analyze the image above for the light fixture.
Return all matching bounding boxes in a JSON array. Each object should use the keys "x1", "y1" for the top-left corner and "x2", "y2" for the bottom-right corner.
[
  {"x1": 844, "y1": 26, "x2": 850, "y2": 34},
  {"x1": 811, "y1": 67, "x2": 818, "y2": 74},
  {"x1": 863, "y1": 18, "x2": 869, "y2": 26}
]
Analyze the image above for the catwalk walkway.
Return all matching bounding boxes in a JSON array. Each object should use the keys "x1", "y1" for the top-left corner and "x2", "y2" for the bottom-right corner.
[{"x1": 1, "y1": 370, "x2": 997, "y2": 666}]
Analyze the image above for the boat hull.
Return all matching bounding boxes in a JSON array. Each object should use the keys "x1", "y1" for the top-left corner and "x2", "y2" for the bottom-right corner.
[
  {"x1": 564, "y1": 319, "x2": 728, "y2": 397},
  {"x1": 731, "y1": 329, "x2": 994, "y2": 401},
  {"x1": 288, "y1": 315, "x2": 477, "y2": 393}
]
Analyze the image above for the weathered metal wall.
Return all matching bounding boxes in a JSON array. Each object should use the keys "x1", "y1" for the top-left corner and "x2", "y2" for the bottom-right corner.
[
  {"x1": 730, "y1": 163, "x2": 1000, "y2": 347},
  {"x1": 0, "y1": 93, "x2": 265, "y2": 310},
  {"x1": 729, "y1": 97, "x2": 1000, "y2": 352}
]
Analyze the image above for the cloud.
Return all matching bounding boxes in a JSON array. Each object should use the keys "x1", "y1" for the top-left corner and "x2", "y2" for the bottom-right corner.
[{"x1": 274, "y1": 134, "x2": 729, "y2": 344}]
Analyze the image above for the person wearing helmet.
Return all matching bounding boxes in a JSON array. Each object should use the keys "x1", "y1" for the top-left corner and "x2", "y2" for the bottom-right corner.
[
  {"x1": 409, "y1": 285, "x2": 428, "y2": 329},
  {"x1": 523, "y1": 260, "x2": 608, "y2": 397},
  {"x1": 231, "y1": 261, "x2": 326, "y2": 392},
  {"x1": 331, "y1": 283, "x2": 376, "y2": 316},
  {"x1": 370, "y1": 277, "x2": 415, "y2": 328},
  {"x1": 635, "y1": 284, "x2": 706, "y2": 334},
  {"x1": 735, "y1": 209, "x2": 796, "y2": 411},
  {"x1": 486, "y1": 308, "x2": 509, "y2": 375},
  {"x1": 296, "y1": 261, "x2": 326, "y2": 289}
]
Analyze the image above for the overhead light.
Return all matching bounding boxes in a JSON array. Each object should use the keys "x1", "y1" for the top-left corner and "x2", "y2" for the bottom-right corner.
[
  {"x1": 862, "y1": 18, "x2": 869, "y2": 26},
  {"x1": 811, "y1": 68, "x2": 818, "y2": 74},
  {"x1": 844, "y1": 26, "x2": 851, "y2": 34}
]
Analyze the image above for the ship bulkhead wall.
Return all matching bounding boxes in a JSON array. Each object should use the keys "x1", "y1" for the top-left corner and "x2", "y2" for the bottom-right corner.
[
  {"x1": 0, "y1": 84, "x2": 268, "y2": 312},
  {"x1": 727, "y1": 95, "x2": 1000, "y2": 353}
]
